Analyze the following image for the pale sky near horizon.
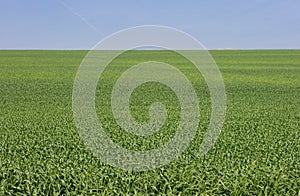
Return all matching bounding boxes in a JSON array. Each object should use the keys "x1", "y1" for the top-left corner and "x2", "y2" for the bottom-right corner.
[{"x1": 1, "y1": 0, "x2": 299, "y2": 49}]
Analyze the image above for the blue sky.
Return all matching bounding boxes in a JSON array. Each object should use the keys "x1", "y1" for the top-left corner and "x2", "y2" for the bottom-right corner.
[{"x1": 1, "y1": 0, "x2": 299, "y2": 49}]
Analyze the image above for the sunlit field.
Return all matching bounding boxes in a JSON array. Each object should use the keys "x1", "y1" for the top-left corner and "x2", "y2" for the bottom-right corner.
[{"x1": 0, "y1": 50, "x2": 299, "y2": 195}]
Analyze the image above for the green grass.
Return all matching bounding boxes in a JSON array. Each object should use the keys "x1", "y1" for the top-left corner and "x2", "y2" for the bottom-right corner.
[{"x1": 0, "y1": 50, "x2": 299, "y2": 195}]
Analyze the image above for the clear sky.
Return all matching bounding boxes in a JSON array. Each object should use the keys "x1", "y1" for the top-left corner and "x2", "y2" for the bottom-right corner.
[{"x1": 1, "y1": 0, "x2": 299, "y2": 49}]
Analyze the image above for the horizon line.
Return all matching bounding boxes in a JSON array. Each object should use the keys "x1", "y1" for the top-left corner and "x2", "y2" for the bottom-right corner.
[{"x1": 0, "y1": 48, "x2": 300, "y2": 51}]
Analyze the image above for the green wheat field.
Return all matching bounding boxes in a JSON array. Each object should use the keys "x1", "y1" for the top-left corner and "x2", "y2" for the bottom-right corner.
[{"x1": 0, "y1": 50, "x2": 299, "y2": 195}]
